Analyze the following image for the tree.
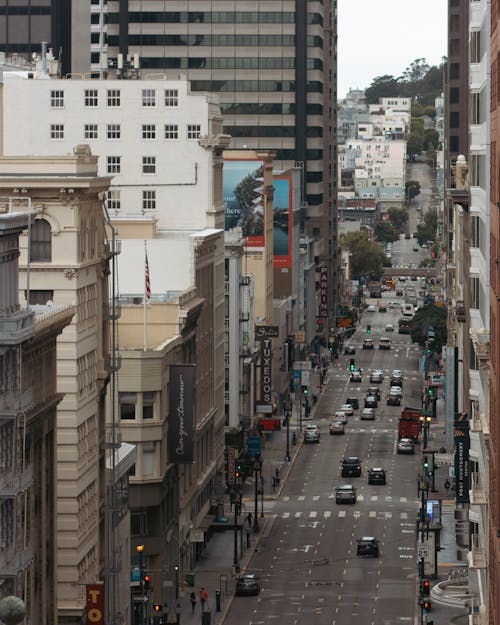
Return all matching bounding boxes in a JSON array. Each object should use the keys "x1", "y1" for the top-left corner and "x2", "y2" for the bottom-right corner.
[
  {"x1": 405, "y1": 180, "x2": 421, "y2": 200},
  {"x1": 411, "y1": 102, "x2": 425, "y2": 117},
  {"x1": 401, "y1": 58, "x2": 431, "y2": 83},
  {"x1": 424, "y1": 105, "x2": 436, "y2": 119},
  {"x1": 374, "y1": 221, "x2": 399, "y2": 243},
  {"x1": 387, "y1": 207, "x2": 409, "y2": 231},
  {"x1": 407, "y1": 134, "x2": 423, "y2": 160},
  {"x1": 364, "y1": 74, "x2": 401, "y2": 104},
  {"x1": 415, "y1": 211, "x2": 437, "y2": 245},
  {"x1": 411, "y1": 118, "x2": 425, "y2": 136},
  {"x1": 423, "y1": 128, "x2": 440, "y2": 150},
  {"x1": 341, "y1": 231, "x2": 387, "y2": 281},
  {"x1": 410, "y1": 304, "x2": 447, "y2": 353}
]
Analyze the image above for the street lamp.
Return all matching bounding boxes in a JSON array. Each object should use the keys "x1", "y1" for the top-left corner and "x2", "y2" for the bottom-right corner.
[
  {"x1": 284, "y1": 403, "x2": 291, "y2": 462},
  {"x1": 253, "y1": 457, "x2": 261, "y2": 533},
  {"x1": 136, "y1": 544, "x2": 145, "y2": 625}
]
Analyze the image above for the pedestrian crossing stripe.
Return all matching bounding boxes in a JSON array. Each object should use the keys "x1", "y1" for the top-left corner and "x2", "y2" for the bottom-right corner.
[
  {"x1": 277, "y1": 495, "x2": 414, "y2": 503},
  {"x1": 274, "y1": 511, "x2": 409, "y2": 520}
]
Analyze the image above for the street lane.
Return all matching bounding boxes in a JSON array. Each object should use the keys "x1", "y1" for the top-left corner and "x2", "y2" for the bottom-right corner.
[{"x1": 225, "y1": 297, "x2": 422, "y2": 625}]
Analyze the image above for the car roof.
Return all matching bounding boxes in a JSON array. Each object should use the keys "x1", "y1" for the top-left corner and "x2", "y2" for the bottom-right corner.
[
  {"x1": 370, "y1": 467, "x2": 384, "y2": 472},
  {"x1": 360, "y1": 536, "x2": 377, "y2": 541},
  {"x1": 337, "y1": 484, "x2": 354, "y2": 489}
]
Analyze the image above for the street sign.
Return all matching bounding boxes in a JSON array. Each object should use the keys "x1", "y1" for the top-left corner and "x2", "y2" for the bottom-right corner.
[
  {"x1": 247, "y1": 436, "x2": 261, "y2": 457},
  {"x1": 421, "y1": 410, "x2": 432, "y2": 417},
  {"x1": 336, "y1": 317, "x2": 353, "y2": 328},
  {"x1": 255, "y1": 325, "x2": 279, "y2": 338},
  {"x1": 294, "y1": 330, "x2": 306, "y2": 343}
]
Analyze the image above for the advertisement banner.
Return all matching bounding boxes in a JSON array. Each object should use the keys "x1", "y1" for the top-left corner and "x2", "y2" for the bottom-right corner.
[
  {"x1": 454, "y1": 413, "x2": 470, "y2": 504},
  {"x1": 168, "y1": 365, "x2": 195, "y2": 464},
  {"x1": 223, "y1": 160, "x2": 265, "y2": 247},
  {"x1": 260, "y1": 338, "x2": 272, "y2": 405},
  {"x1": 86, "y1": 584, "x2": 103, "y2": 625},
  {"x1": 273, "y1": 176, "x2": 292, "y2": 268}
]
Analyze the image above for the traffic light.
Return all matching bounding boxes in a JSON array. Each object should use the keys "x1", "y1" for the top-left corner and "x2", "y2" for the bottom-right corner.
[
  {"x1": 421, "y1": 579, "x2": 430, "y2": 596},
  {"x1": 427, "y1": 386, "x2": 435, "y2": 397},
  {"x1": 422, "y1": 599, "x2": 432, "y2": 613},
  {"x1": 143, "y1": 574, "x2": 151, "y2": 591},
  {"x1": 349, "y1": 358, "x2": 355, "y2": 372},
  {"x1": 328, "y1": 335, "x2": 335, "y2": 351},
  {"x1": 235, "y1": 462, "x2": 241, "y2": 479},
  {"x1": 153, "y1": 604, "x2": 161, "y2": 613},
  {"x1": 423, "y1": 457, "x2": 429, "y2": 469},
  {"x1": 366, "y1": 324, "x2": 371, "y2": 334},
  {"x1": 301, "y1": 386, "x2": 308, "y2": 396}
]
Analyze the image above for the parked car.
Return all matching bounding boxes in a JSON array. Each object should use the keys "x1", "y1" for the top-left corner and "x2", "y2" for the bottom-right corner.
[
  {"x1": 368, "y1": 468, "x2": 386, "y2": 485},
  {"x1": 329, "y1": 420, "x2": 345, "y2": 435},
  {"x1": 397, "y1": 438, "x2": 415, "y2": 454},
  {"x1": 385, "y1": 323, "x2": 394, "y2": 332},
  {"x1": 340, "y1": 457, "x2": 362, "y2": 477},
  {"x1": 304, "y1": 424, "x2": 320, "y2": 444},
  {"x1": 235, "y1": 574, "x2": 261, "y2": 596},
  {"x1": 367, "y1": 305, "x2": 377, "y2": 312},
  {"x1": 335, "y1": 484, "x2": 357, "y2": 504},
  {"x1": 361, "y1": 408, "x2": 375, "y2": 420},
  {"x1": 357, "y1": 537, "x2": 379, "y2": 557},
  {"x1": 340, "y1": 403, "x2": 354, "y2": 417},
  {"x1": 378, "y1": 305, "x2": 387, "y2": 313}
]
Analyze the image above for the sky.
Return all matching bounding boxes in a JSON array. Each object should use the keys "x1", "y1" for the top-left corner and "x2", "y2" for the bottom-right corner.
[{"x1": 338, "y1": 0, "x2": 448, "y2": 98}]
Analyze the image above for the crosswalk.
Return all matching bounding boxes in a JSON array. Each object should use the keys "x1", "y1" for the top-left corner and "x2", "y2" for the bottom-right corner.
[
  {"x1": 281, "y1": 495, "x2": 414, "y2": 503},
  {"x1": 274, "y1": 510, "x2": 410, "y2": 520}
]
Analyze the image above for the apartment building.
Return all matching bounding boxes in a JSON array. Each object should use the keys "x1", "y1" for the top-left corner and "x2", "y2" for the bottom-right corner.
[
  {"x1": 0, "y1": 150, "x2": 112, "y2": 625},
  {"x1": 0, "y1": 209, "x2": 73, "y2": 625}
]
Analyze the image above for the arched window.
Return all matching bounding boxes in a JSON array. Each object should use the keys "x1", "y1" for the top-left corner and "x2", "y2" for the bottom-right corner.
[{"x1": 30, "y1": 219, "x2": 52, "y2": 262}]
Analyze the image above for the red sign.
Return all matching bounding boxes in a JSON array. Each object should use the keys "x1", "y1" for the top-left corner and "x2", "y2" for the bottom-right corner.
[
  {"x1": 86, "y1": 584, "x2": 103, "y2": 625},
  {"x1": 257, "y1": 418, "x2": 281, "y2": 431}
]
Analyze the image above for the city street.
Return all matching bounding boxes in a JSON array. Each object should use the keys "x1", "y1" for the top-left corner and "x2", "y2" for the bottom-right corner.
[{"x1": 224, "y1": 294, "x2": 423, "y2": 625}]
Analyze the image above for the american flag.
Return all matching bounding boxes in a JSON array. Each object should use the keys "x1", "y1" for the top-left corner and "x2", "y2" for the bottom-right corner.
[{"x1": 145, "y1": 250, "x2": 151, "y2": 301}]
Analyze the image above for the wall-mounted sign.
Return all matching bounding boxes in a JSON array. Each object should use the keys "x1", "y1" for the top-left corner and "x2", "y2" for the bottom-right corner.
[
  {"x1": 86, "y1": 584, "x2": 104, "y2": 625},
  {"x1": 454, "y1": 413, "x2": 470, "y2": 504},
  {"x1": 168, "y1": 364, "x2": 195, "y2": 464},
  {"x1": 260, "y1": 338, "x2": 272, "y2": 405},
  {"x1": 256, "y1": 325, "x2": 279, "y2": 338},
  {"x1": 319, "y1": 266, "x2": 328, "y2": 318}
]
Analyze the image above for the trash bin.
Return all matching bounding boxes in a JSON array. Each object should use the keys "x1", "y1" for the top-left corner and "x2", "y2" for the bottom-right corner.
[
  {"x1": 185, "y1": 573, "x2": 195, "y2": 587},
  {"x1": 202, "y1": 611, "x2": 211, "y2": 625}
]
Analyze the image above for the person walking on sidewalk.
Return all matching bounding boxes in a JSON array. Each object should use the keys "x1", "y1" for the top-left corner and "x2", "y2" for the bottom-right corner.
[
  {"x1": 200, "y1": 587, "x2": 208, "y2": 611},
  {"x1": 246, "y1": 512, "x2": 253, "y2": 528},
  {"x1": 190, "y1": 591, "x2": 197, "y2": 613}
]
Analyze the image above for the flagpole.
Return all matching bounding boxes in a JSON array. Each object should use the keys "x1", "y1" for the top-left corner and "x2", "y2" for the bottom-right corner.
[{"x1": 144, "y1": 240, "x2": 147, "y2": 351}]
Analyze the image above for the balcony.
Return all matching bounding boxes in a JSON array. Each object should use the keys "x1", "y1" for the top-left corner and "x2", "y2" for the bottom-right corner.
[
  {"x1": 470, "y1": 413, "x2": 483, "y2": 433},
  {"x1": 468, "y1": 534, "x2": 486, "y2": 569},
  {"x1": 469, "y1": 472, "x2": 486, "y2": 505},
  {"x1": 455, "y1": 300, "x2": 466, "y2": 322}
]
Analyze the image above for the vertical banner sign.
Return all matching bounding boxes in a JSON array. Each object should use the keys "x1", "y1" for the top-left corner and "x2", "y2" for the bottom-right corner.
[
  {"x1": 226, "y1": 446, "x2": 235, "y2": 486},
  {"x1": 272, "y1": 176, "x2": 292, "y2": 268},
  {"x1": 319, "y1": 266, "x2": 328, "y2": 318},
  {"x1": 260, "y1": 338, "x2": 272, "y2": 405},
  {"x1": 86, "y1": 584, "x2": 103, "y2": 625},
  {"x1": 454, "y1": 413, "x2": 470, "y2": 504},
  {"x1": 168, "y1": 365, "x2": 195, "y2": 463}
]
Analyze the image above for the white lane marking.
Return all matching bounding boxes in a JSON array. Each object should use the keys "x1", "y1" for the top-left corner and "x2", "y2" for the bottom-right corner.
[
  {"x1": 310, "y1": 511, "x2": 317, "y2": 518},
  {"x1": 338, "y1": 510, "x2": 346, "y2": 518},
  {"x1": 369, "y1": 511, "x2": 376, "y2": 518},
  {"x1": 298, "y1": 496, "x2": 305, "y2": 501},
  {"x1": 313, "y1": 495, "x2": 320, "y2": 501},
  {"x1": 283, "y1": 512, "x2": 290, "y2": 519},
  {"x1": 401, "y1": 512, "x2": 408, "y2": 519},
  {"x1": 324, "y1": 511, "x2": 331, "y2": 519},
  {"x1": 295, "y1": 512, "x2": 302, "y2": 518}
]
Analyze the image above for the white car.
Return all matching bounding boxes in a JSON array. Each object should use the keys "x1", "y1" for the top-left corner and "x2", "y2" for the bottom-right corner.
[
  {"x1": 385, "y1": 323, "x2": 394, "y2": 332},
  {"x1": 367, "y1": 305, "x2": 377, "y2": 312},
  {"x1": 340, "y1": 403, "x2": 354, "y2": 417},
  {"x1": 361, "y1": 408, "x2": 375, "y2": 420},
  {"x1": 334, "y1": 411, "x2": 348, "y2": 424}
]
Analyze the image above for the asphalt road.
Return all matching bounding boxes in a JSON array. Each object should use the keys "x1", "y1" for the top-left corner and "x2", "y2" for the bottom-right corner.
[{"x1": 225, "y1": 292, "x2": 424, "y2": 625}]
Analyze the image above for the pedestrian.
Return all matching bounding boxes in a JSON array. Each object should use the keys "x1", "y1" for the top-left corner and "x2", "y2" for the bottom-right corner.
[
  {"x1": 246, "y1": 512, "x2": 253, "y2": 528},
  {"x1": 444, "y1": 479, "x2": 451, "y2": 492},
  {"x1": 190, "y1": 591, "x2": 197, "y2": 613},
  {"x1": 200, "y1": 587, "x2": 208, "y2": 611}
]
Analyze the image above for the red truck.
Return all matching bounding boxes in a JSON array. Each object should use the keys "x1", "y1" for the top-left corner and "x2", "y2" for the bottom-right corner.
[{"x1": 398, "y1": 407, "x2": 421, "y2": 441}]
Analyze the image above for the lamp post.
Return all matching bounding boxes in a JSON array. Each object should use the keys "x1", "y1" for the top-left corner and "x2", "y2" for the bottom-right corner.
[
  {"x1": 253, "y1": 457, "x2": 260, "y2": 533},
  {"x1": 232, "y1": 483, "x2": 241, "y2": 573},
  {"x1": 260, "y1": 472, "x2": 264, "y2": 518},
  {"x1": 136, "y1": 544, "x2": 145, "y2": 625},
  {"x1": 284, "y1": 403, "x2": 291, "y2": 462}
]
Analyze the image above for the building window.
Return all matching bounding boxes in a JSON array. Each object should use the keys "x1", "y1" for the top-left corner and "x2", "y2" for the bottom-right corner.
[
  {"x1": 187, "y1": 124, "x2": 201, "y2": 139},
  {"x1": 50, "y1": 90, "x2": 64, "y2": 108},
  {"x1": 25, "y1": 289, "x2": 53, "y2": 305},
  {"x1": 470, "y1": 92, "x2": 480, "y2": 124},
  {"x1": 164, "y1": 89, "x2": 179, "y2": 106},
  {"x1": 142, "y1": 89, "x2": 156, "y2": 107},
  {"x1": 470, "y1": 30, "x2": 480, "y2": 64},
  {"x1": 50, "y1": 124, "x2": 64, "y2": 139},
  {"x1": 30, "y1": 219, "x2": 52, "y2": 262},
  {"x1": 450, "y1": 112, "x2": 459, "y2": 128},
  {"x1": 90, "y1": 52, "x2": 100, "y2": 64},
  {"x1": 107, "y1": 156, "x2": 121, "y2": 174},
  {"x1": 142, "y1": 443, "x2": 155, "y2": 476},
  {"x1": 142, "y1": 124, "x2": 156, "y2": 139},
  {"x1": 469, "y1": 339, "x2": 479, "y2": 370},
  {"x1": 164, "y1": 124, "x2": 179, "y2": 139},
  {"x1": 107, "y1": 89, "x2": 121, "y2": 107},
  {"x1": 130, "y1": 512, "x2": 147, "y2": 536},
  {"x1": 119, "y1": 392, "x2": 136, "y2": 420},
  {"x1": 84, "y1": 124, "x2": 98, "y2": 139},
  {"x1": 107, "y1": 123, "x2": 121, "y2": 139},
  {"x1": 142, "y1": 190, "x2": 156, "y2": 210},
  {"x1": 84, "y1": 89, "x2": 98, "y2": 107},
  {"x1": 470, "y1": 215, "x2": 480, "y2": 247},
  {"x1": 142, "y1": 156, "x2": 156, "y2": 174},
  {"x1": 107, "y1": 190, "x2": 121, "y2": 211},
  {"x1": 143, "y1": 392, "x2": 154, "y2": 419},
  {"x1": 471, "y1": 276, "x2": 480, "y2": 309}
]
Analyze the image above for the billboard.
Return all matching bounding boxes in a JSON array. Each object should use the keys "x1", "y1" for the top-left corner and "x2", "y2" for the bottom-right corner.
[
  {"x1": 168, "y1": 365, "x2": 195, "y2": 464},
  {"x1": 273, "y1": 176, "x2": 292, "y2": 268},
  {"x1": 223, "y1": 160, "x2": 265, "y2": 247}
]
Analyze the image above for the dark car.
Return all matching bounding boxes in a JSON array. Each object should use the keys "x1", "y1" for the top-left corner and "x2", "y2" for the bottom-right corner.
[
  {"x1": 378, "y1": 305, "x2": 387, "y2": 313},
  {"x1": 367, "y1": 386, "x2": 381, "y2": 400},
  {"x1": 335, "y1": 484, "x2": 357, "y2": 504},
  {"x1": 344, "y1": 345, "x2": 356, "y2": 355},
  {"x1": 387, "y1": 392, "x2": 401, "y2": 406},
  {"x1": 368, "y1": 468, "x2": 386, "y2": 485},
  {"x1": 349, "y1": 372, "x2": 362, "y2": 383},
  {"x1": 235, "y1": 574, "x2": 260, "y2": 596},
  {"x1": 396, "y1": 289, "x2": 404, "y2": 296},
  {"x1": 390, "y1": 377, "x2": 403, "y2": 388},
  {"x1": 364, "y1": 395, "x2": 378, "y2": 408},
  {"x1": 346, "y1": 397, "x2": 360, "y2": 410},
  {"x1": 357, "y1": 537, "x2": 379, "y2": 557},
  {"x1": 341, "y1": 457, "x2": 362, "y2": 477}
]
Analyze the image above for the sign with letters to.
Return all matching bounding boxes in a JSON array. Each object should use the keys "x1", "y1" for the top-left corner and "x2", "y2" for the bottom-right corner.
[
  {"x1": 86, "y1": 584, "x2": 103, "y2": 625},
  {"x1": 319, "y1": 266, "x2": 328, "y2": 318},
  {"x1": 256, "y1": 325, "x2": 279, "y2": 338},
  {"x1": 454, "y1": 413, "x2": 470, "y2": 504}
]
